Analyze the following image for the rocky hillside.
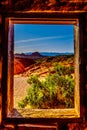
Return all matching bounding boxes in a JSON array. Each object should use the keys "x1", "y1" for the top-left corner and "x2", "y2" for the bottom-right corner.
[{"x1": 14, "y1": 54, "x2": 74, "y2": 79}]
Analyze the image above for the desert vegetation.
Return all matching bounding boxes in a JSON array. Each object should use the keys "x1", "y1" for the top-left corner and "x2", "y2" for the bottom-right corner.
[{"x1": 16, "y1": 53, "x2": 74, "y2": 109}]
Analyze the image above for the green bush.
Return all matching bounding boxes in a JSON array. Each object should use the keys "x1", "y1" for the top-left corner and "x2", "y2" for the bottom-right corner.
[
  {"x1": 18, "y1": 64, "x2": 74, "y2": 108},
  {"x1": 18, "y1": 97, "x2": 28, "y2": 108},
  {"x1": 54, "y1": 63, "x2": 74, "y2": 76}
]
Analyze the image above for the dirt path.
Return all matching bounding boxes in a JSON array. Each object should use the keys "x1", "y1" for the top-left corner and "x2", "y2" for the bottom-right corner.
[
  {"x1": 14, "y1": 76, "x2": 29, "y2": 108},
  {"x1": 14, "y1": 75, "x2": 46, "y2": 108}
]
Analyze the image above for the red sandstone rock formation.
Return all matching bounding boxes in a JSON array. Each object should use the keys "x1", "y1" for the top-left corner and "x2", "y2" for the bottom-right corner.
[
  {"x1": 14, "y1": 59, "x2": 25, "y2": 75},
  {"x1": 14, "y1": 58, "x2": 35, "y2": 75}
]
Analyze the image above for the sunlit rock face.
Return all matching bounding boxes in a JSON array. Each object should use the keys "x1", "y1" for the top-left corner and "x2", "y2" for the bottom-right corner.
[
  {"x1": 14, "y1": 57, "x2": 35, "y2": 75},
  {"x1": 14, "y1": 59, "x2": 25, "y2": 74}
]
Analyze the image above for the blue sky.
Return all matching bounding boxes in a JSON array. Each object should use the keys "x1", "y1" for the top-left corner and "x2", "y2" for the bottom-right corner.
[{"x1": 14, "y1": 24, "x2": 74, "y2": 53}]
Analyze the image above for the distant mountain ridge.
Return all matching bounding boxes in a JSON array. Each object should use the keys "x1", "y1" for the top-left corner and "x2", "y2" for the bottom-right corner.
[
  {"x1": 14, "y1": 51, "x2": 74, "y2": 58},
  {"x1": 29, "y1": 52, "x2": 43, "y2": 58},
  {"x1": 14, "y1": 52, "x2": 43, "y2": 59}
]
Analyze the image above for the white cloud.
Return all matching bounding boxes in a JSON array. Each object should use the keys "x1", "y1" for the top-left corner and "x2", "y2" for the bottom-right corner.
[{"x1": 15, "y1": 35, "x2": 73, "y2": 44}]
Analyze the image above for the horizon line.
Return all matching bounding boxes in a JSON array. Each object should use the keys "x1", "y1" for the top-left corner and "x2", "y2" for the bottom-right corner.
[{"x1": 14, "y1": 51, "x2": 74, "y2": 54}]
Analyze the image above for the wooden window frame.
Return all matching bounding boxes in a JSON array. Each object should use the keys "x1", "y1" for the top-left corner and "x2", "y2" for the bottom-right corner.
[{"x1": 0, "y1": 12, "x2": 85, "y2": 124}]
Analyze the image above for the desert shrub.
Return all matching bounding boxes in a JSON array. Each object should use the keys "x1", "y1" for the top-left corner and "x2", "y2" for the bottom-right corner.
[
  {"x1": 54, "y1": 63, "x2": 64, "y2": 75},
  {"x1": 18, "y1": 64, "x2": 74, "y2": 108},
  {"x1": 58, "y1": 75, "x2": 74, "y2": 107},
  {"x1": 54, "y1": 63, "x2": 74, "y2": 76},
  {"x1": 42, "y1": 73, "x2": 59, "y2": 107},
  {"x1": 35, "y1": 59, "x2": 42, "y2": 65},
  {"x1": 27, "y1": 74, "x2": 59, "y2": 108},
  {"x1": 50, "y1": 71, "x2": 74, "y2": 108},
  {"x1": 27, "y1": 75, "x2": 45, "y2": 108},
  {"x1": 18, "y1": 74, "x2": 59, "y2": 108},
  {"x1": 18, "y1": 96, "x2": 28, "y2": 108},
  {"x1": 46, "y1": 56, "x2": 54, "y2": 62}
]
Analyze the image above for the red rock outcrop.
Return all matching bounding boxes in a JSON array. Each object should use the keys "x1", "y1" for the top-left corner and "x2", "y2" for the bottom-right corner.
[
  {"x1": 14, "y1": 58, "x2": 35, "y2": 75},
  {"x1": 14, "y1": 59, "x2": 25, "y2": 75}
]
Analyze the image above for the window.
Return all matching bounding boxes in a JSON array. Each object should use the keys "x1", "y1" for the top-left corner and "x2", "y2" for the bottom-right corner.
[
  {"x1": 1, "y1": 16, "x2": 83, "y2": 123},
  {"x1": 14, "y1": 24, "x2": 74, "y2": 111}
]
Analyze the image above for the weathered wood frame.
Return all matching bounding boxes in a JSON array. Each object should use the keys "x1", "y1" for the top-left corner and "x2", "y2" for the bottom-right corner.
[
  {"x1": 8, "y1": 18, "x2": 80, "y2": 118},
  {"x1": 0, "y1": 12, "x2": 85, "y2": 125}
]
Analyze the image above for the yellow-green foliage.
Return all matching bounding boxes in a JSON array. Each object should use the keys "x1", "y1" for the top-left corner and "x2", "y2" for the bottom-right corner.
[{"x1": 18, "y1": 63, "x2": 74, "y2": 109}]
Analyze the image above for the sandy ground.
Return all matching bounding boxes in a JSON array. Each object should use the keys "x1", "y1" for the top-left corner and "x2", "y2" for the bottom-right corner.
[
  {"x1": 14, "y1": 76, "x2": 29, "y2": 108},
  {"x1": 13, "y1": 75, "x2": 46, "y2": 108}
]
